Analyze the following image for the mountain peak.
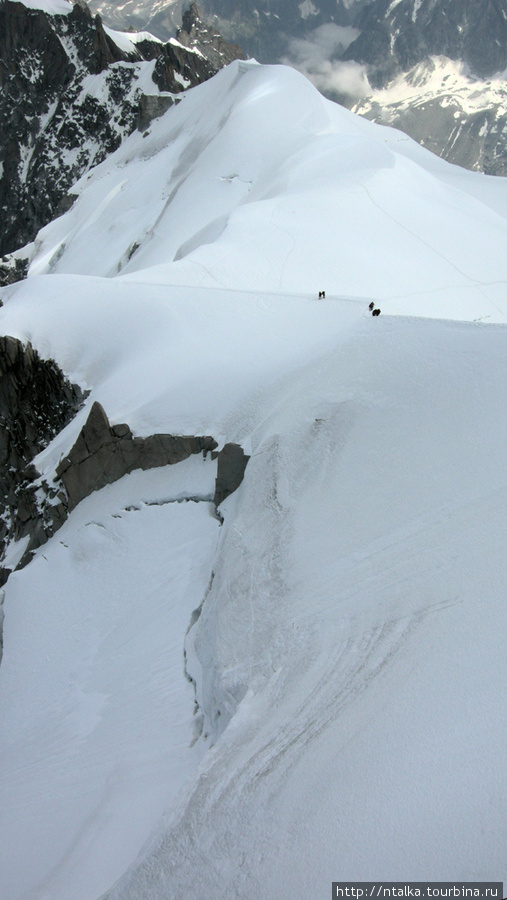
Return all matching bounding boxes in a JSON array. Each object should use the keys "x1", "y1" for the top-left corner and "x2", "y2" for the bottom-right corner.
[
  {"x1": 181, "y1": 1, "x2": 202, "y2": 34},
  {"x1": 177, "y1": 1, "x2": 245, "y2": 65}
]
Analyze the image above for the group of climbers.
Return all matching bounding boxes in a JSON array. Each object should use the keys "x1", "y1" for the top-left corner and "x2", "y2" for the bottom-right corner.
[{"x1": 316, "y1": 292, "x2": 381, "y2": 316}]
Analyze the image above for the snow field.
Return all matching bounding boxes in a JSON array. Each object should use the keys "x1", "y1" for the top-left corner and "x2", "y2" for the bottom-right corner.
[
  {"x1": 0, "y1": 58, "x2": 506, "y2": 900},
  {"x1": 0, "y1": 461, "x2": 219, "y2": 900}
]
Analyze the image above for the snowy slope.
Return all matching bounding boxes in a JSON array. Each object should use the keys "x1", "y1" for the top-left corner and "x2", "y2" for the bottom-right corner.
[
  {"x1": 0, "y1": 60, "x2": 506, "y2": 900},
  {"x1": 109, "y1": 314, "x2": 507, "y2": 897},
  {"x1": 0, "y1": 463, "x2": 219, "y2": 900},
  {"x1": 86, "y1": 0, "x2": 507, "y2": 176},
  {"x1": 26, "y1": 61, "x2": 507, "y2": 323}
]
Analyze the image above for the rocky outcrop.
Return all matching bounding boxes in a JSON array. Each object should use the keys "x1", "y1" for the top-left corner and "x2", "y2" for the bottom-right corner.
[
  {"x1": 177, "y1": 3, "x2": 244, "y2": 73},
  {"x1": 138, "y1": 94, "x2": 177, "y2": 131},
  {"x1": 0, "y1": 335, "x2": 85, "y2": 584},
  {"x1": 0, "y1": 346, "x2": 250, "y2": 593},
  {"x1": 0, "y1": 0, "x2": 244, "y2": 258},
  {"x1": 136, "y1": 3, "x2": 244, "y2": 93},
  {"x1": 0, "y1": 336, "x2": 83, "y2": 469},
  {"x1": 56, "y1": 401, "x2": 218, "y2": 509},
  {"x1": 214, "y1": 442, "x2": 250, "y2": 507}
]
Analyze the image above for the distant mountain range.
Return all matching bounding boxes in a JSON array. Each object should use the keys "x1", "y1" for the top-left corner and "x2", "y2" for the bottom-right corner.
[
  {"x1": 87, "y1": 0, "x2": 369, "y2": 60},
  {"x1": 87, "y1": 0, "x2": 507, "y2": 175}
]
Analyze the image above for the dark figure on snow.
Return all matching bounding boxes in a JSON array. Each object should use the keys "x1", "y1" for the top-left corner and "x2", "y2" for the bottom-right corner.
[
  {"x1": 319, "y1": 290, "x2": 326, "y2": 299},
  {"x1": 369, "y1": 301, "x2": 374, "y2": 310},
  {"x1": 372, "y1": 308, "x2": 381, "y2": 316}
]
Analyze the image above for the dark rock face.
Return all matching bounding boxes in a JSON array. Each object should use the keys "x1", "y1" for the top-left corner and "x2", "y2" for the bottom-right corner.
[
  {"x1": 177, "y1": 2, "x2": 244, "y2": 72},
  {"x1": 0, "y1": 0, "x2": 137, "y2": 257},
  {"x1": 0, "y1": 0, "x2": 244, "y2": 258},
  {"x1": 0, "y1": 336, "x2": 83, "y2": 466},
  {"x1": 214, "y1": 442, "x2": 250, "y2": 507},
  {"x1": 56, "y1": 400, "x2": 218, "y2": 509},
  {"x1": 0, "y1": 335, "x2": 85, "y2": 584}
]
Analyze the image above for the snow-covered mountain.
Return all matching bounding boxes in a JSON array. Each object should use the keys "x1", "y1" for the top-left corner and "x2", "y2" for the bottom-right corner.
[
  {"x1": 87, "y1": 0, "x2": 507, "y2": 175},
  {"x1": 1, "y1": 58, "x2": 506, "y2": 899},
  {"x1": 0, "y1": 0, "x2": 243, "y2": 263}
]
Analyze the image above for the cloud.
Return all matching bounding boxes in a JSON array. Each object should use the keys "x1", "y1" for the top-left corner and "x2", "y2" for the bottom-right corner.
[
  {"x1": 309, "y1": 58, "x2": 371, "y2": 100},
  {"x1": 290, "y1": 23, "x2": 359, "y2": 61},
  {"x1": 282, "y1": 23, "x2": 371, "y2": 103}
]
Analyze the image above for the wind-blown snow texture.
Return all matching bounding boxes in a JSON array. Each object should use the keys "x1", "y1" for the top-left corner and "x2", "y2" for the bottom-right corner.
[{"x1": 0, "y1": 59, "x2": 506, "y2": 900}]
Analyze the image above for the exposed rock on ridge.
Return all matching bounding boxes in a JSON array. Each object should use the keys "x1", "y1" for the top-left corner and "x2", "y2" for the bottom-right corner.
[
  {"x1": 1, "y1": 383, "x2": 250, "y2": 590},
  {"x1": 0, "y1": 335, "x2": 85, "y2": 585},
  {"x1": 137, "y1": 94, "x2": 177, "y2": 131},
  {"x1": 56, "y1": 401, "x2": 250, "y2": 511},
  {"x1": 214, "y1": 442, "x2": 250, "y2": 507},
  {"x1": 56, "y1": 400, "x2": 218, "y2": 509},
  {"x1": 0, "y1": 255, "x2": 29, "y2": 288},
  {"x1": 177, "y1": 2, "x2": 244, "y2": 73}
]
